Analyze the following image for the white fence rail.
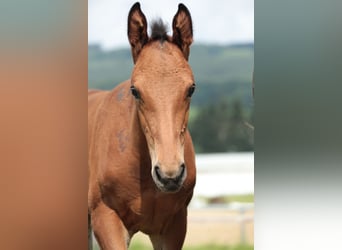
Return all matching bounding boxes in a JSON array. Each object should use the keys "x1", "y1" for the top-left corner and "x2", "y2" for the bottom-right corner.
[{"x1": 194, "y1": 152, "x2": 254, "y2": 197}]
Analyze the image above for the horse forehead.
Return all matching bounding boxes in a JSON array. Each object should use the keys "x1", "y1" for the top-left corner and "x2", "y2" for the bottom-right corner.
[{"x1": 134, "y1": 42, "x2": 193, "y2": 80}]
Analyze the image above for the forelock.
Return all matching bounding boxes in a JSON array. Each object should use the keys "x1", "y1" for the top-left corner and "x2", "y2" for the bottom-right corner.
[{"x1": 150, "y1": 18, "x2": 169, "y2": 42}]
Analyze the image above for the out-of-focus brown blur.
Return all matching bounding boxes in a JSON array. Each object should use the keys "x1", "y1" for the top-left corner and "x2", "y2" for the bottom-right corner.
[{"x1": 0, "y1": 1, "x2": 87, "y2": 249}]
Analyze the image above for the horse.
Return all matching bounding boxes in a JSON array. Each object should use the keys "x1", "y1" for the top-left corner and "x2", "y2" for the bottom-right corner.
[{"x1": 88, "y1": 2, "x2": 196, "y2": 249}]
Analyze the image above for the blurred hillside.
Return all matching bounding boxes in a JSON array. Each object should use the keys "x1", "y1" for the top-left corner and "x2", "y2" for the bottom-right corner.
[{"x1": 88, "y1": 43, "x2": 254, "y2": 152}]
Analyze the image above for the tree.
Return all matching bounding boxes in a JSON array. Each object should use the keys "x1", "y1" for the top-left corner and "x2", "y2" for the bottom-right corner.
[{"x1": 189, "y1": 99, "x2": 253, "y2": 153}]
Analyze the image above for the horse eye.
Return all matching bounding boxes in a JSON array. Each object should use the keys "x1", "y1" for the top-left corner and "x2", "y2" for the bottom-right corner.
[
  {"x1": 187, "y1": 83, "x2": 196, "y2": 98},
  {"x1": 130, "y1": 85, "x2": 140, "y2": 99}
]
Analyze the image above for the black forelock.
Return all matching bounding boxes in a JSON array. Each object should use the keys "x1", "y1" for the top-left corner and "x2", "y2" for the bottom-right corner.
[{"x1": 150, "y1": 18, "x2": 169, "y2": 42}]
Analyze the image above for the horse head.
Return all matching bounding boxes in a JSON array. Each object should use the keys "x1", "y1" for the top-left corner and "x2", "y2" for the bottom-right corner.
[{"x1": 127, "y1": 3, "x2": 195, "y2": 193}]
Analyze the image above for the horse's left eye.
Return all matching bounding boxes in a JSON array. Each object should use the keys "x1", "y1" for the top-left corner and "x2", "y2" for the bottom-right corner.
[
  {"x1": 187, "y1": 83, "x2": 196, "y2": 98},
  {"x1": 130, "y1": 85, "x2": 140, "y2": 99}
]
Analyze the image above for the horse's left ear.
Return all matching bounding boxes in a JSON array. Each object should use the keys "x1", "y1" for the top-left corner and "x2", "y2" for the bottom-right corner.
[
  {"x1": 128, "y1": 2, "x2": 148, "y2": 64},
  {"x1": 172, "y1": 4, "x2": 193, "y2": 60}
]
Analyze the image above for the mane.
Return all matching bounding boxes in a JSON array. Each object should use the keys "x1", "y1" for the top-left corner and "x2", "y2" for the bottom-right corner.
[{"x1": 150, "y1": 18, "x2": 169, "y2": 42}]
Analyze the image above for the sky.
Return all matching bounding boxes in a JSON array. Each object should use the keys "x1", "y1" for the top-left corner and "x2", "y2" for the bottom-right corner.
[{"x1": 88, "y1": 0, "x2": 254, "y2": 50}]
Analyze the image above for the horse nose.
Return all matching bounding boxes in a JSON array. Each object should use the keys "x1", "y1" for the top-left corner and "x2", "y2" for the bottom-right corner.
[{"x1": 153, "y1": 164, "x2": 186, "y2": 192}]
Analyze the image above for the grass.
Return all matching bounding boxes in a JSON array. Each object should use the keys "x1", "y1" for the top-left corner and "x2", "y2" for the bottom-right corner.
[
  {"x1": 198, "y1": 193, "x2": 254, "y2": 205},
  {"x1": 224, "y1": 194, "x2": 254, "y2": 203}
]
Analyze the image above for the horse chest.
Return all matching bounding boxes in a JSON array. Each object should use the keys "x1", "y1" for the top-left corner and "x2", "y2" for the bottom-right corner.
[
  {"x1": 130, "y1": 189, "x2": 187, "y2": 233},
  {"x1": 106, "y1": 182, "x2": 187, "y2": 233}
]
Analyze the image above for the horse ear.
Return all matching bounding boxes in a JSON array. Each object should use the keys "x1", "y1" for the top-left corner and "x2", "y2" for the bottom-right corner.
[
  {"x1": 172, "y1": 4, "x2": 193, "y2": 60},
  {"x1": 127, "y1": 2, "x2": 148, "y2": 64}
]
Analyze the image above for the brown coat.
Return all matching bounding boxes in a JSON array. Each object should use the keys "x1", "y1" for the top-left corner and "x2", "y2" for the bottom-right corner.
[{"x1": 88, "y1": 3, "x2": 196, "y2": 249}]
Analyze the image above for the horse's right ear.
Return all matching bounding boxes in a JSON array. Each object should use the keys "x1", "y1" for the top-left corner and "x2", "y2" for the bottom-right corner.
[{"x1": 127, "y1": 2, "x2": 148, "y2": 64}]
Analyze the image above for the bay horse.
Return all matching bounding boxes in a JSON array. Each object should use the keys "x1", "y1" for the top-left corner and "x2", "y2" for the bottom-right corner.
[{"x1": 88, "y1": 2, "x2": 196, "y2": 249}]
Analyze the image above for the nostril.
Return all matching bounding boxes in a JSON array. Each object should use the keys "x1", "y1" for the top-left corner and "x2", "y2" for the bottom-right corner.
[
  {"x1": 176, "y1": 163, "x2": 186, "y2": 181},
  {"x1": 154, "y1": 166, "x2": 162, "y2": 180},
  {"x1": 180, "y1": 163, "x2": 185, "y2": 170},
  {"x1": 154, "y1": 166, "x2": 169, "y2": 185}
]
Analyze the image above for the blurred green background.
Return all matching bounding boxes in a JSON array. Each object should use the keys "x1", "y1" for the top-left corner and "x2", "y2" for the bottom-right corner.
[{"x1": 88, "y1": 43, "x2": 254, "y2": 153}]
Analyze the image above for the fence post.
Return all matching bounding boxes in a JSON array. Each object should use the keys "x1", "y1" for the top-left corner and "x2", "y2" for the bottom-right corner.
[{"x1": 239, "y1": 206, "x2": 246, "y2": 244}]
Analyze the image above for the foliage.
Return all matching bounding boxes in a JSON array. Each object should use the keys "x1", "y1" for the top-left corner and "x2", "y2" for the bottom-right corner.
[
  {"x1": 88, "y1": 44, "x2": 133, "y2": 89},
  {"x1": 189, "y1": 99, "x2": 254, "y2": 152},
  {"x1": 189, "y1": 44, "x2": 254, "y2": 85}
]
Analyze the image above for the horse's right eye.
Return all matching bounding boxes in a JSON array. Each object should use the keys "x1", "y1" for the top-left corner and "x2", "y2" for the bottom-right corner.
[
  {"x1": 130, "y1": 85, "x2": 140, "y2": 99},
  {"x1": 187, "y1": 83, "x2": 196, "y2": 98}
]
